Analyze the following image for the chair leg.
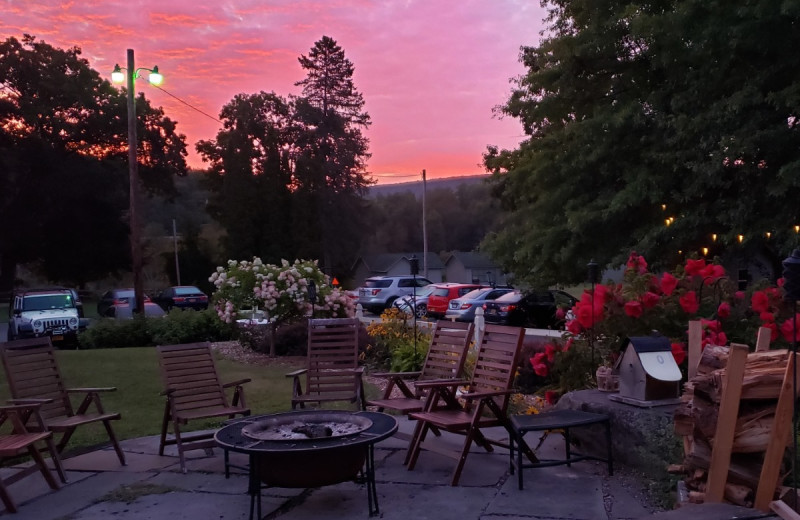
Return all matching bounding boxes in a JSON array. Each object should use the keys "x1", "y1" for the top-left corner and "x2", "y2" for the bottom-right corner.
[
  {"x1": 0, "y1": 480, "x2": 17, "y2": 514},
  {"x1": 159, "y1": 402, "x2": 171, "y2": 456},
  {"x1": 28, "y1": 443, "x2": 59, "y2": 491},
  {"x1": 451, "y1": 428, "x2": 476, "y2": 486},
  {"x1": 102, "y1": 419, "x2": 126, "y2": 465},
  {"x1": 173, "y1": 422, "x2": 187, "y2": 473},
  {"x1": 406, "y1": 422, "x2": 430, "y2": 470},
  {"x1": 44, "y1": 436, "x2": 67, "y2": 484}
]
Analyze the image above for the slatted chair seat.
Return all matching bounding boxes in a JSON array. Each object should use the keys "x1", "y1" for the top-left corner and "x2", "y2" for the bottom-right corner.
[
  {"x1": 0, "y1": 402, "x2": 65, "y2": 513},
  {"x1": 287, "y1": 318, "x2": 364, "y2": 410},
  {"x1": 157, "y1": 342, "x2": 250, "y2": 473},
  {"x1": 0, "y1": 338, "x2": 126, "y2": 466},
  {"x1": 405, "y1": 324, "x2": 538, "y2": 486},
  {"x1": 367, "y1": 321, "x2": 473, "y2": 434}
]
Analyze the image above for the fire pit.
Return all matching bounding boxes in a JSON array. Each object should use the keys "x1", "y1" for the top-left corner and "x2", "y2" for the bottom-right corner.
[{"x1": 215, "y1": 410, "x2": 397, "y2": 519}]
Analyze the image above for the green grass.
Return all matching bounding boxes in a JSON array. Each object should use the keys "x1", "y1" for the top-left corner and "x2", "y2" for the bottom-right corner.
[{"x1": 0, "y1": 347, "x2": 379, "y2": 455}]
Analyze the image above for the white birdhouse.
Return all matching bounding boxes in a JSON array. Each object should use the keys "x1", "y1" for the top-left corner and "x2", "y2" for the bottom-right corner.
[{"x1": 609, "y1": 335, "x2": 682, "y2": 407}]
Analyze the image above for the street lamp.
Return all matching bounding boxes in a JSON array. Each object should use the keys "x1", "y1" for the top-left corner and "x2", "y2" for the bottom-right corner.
[{"x1": 111, "y1": 49, "x2": 162, "y2": 315}]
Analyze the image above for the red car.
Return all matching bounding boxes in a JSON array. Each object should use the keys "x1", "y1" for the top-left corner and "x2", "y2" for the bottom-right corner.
[{"x1": 426, "y1": 283, "x2": 485, "y2": 318}]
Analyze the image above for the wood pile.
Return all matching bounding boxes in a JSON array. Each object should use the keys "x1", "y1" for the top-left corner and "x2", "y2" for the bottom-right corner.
[{"x1": 672, "y1": 341, "x2": 796, "y2": 510}]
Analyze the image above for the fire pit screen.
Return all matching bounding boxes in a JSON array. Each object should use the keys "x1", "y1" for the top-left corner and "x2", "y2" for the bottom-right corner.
[{"x1": 215, "y1": 410, "x2": 397, "y2": 519}]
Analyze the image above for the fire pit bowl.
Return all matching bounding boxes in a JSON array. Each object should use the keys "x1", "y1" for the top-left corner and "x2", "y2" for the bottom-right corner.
[{"x1": 215, "y1": 410, "x2": 397, "y2": 518}]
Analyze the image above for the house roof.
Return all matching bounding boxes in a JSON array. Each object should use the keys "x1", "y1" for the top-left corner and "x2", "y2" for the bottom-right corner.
[{"x1": 444, "y1": 251, "x2": 498, "y2": 270}]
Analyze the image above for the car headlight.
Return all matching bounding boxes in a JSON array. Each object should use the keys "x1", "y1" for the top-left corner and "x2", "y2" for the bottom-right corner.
[
  {"x1": 33, "y1": 320, "x2": 44, "y2": 332},
  {"x1": 69, "y1": 317, "x2": 79, "y2": 328}
]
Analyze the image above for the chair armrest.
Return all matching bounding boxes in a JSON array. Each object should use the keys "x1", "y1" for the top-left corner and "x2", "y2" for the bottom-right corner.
[
  {"x1": 460, "y1": 389, "x2": 514, "y2": 400},
  {"x1": 286, "y1": 369, "x2": 307, "y2": 377},
  {"x1": 370, "y1": 371, "x2": 422, "y2": 379},
  {"x1": 222, "y1": 378, "x2": 251, "y2": 388},
  {"x1": 415, "y1": 378, "x2": 467, "y2": 390},
  {"x1": 7, "y1": 398, "x2": 54, "y2": 405},
  {"x1": 66, "y1": 387, "x2": 117, "y2": 393},
  {"x1": 0, "y1": 402, "x2": 45, "y2": 412}
]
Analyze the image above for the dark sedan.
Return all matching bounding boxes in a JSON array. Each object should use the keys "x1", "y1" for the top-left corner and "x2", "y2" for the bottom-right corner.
[
  {"x1": 483, "y1": 289, "x2": 577, "y2": 330},
  {"x1": 154, "y1": 286, "x2": 209, "y2": 311}
]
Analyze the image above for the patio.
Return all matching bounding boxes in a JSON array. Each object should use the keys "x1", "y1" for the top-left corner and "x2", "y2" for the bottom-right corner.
[{"x1": 0, "y1": 415, "x2": 765, "y2": 520}]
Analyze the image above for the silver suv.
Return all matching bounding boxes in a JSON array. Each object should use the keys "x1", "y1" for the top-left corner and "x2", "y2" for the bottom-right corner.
[
  {"x1": 357, "y1": 276, "x2": 432, "y2": 315},
  {"x1": 7, "y1": 288, "x2": 83, "y2": 346}
]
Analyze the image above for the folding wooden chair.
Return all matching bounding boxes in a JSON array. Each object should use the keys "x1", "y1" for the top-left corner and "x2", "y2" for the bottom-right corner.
[
  {"x1": 366, "y1": 321, "x2": 473, "y2": 418},
  {"x1": 0, "y1": 402, "x2": 65, "y2": 513},
  {"x1": 156, "y1": 342, "x2": 250, "y2": 473},
  {"x1": 405, "y1": 324, "x2": 536, "y2": 485},
  {"x1": 0, "y1": 338, "x2": 125, "y2": 465},
  {"x1": 286, "y1": 318, "x2": 364, "y2": 410}
]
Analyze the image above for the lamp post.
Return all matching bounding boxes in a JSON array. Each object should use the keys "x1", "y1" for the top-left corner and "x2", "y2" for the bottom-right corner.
[{"x1": 111, "y1": 49, "x2": 162, "y2": 315}]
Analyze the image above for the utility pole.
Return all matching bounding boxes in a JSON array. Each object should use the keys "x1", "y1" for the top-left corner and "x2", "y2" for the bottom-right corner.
[
  {"x1": 422, "y1": 169, "x2": 428, "y2": 278},
  {"x1": 173, "y1": 219, "x2": 181, "y2": 285}
]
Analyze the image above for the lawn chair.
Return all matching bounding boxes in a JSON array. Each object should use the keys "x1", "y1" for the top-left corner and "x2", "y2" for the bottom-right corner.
[
  {"x1": 366, "y1": 320, "x2": 473, "y2": 421},
  {"x1": 286, "y1": 318, "x2": 365, "y2": 410},
  {"x1": 156, "y1": 342, "x2": 250, "y2": 473},
  {"x1": 0, "y1": 402, "x2": 65, "y2": 513},
  {"x1": 405, "y1": 324, "x2": 536, "y2": 485},
  {"x1": 0, "y1": 337, "x2": 125, "y2": 465}
]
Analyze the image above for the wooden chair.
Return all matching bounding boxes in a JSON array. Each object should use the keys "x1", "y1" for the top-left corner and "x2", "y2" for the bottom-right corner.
[
  {"x1": 366, "y1": 320, "x2": 473, "y2": 418},
  {"x1": 405, "y1": 324, "x2": 536, "y2": 485},
  {"x1": 0, "y1": 402, "x2": 65, "y2": 513},
  {"x1": 156, "y1": 342, "x2": 250, "y2": 473},
  {"x1": 0, "y1": 338, "x2": 125, "y2": 465},
  {"x1": 286, "y1": 318, "x2": 364, "y2": 410}
]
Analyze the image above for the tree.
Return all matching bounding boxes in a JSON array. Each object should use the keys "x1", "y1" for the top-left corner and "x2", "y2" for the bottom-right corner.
[
  {"x1": 0, "y1": 35, "x2": 188, "y2": 288},
  {"x1": 483, "y1": 0, "x2": 800, "y2": 286},
  {"x1": 294, "y1": 36, "x2": 373, "y2": 275}
]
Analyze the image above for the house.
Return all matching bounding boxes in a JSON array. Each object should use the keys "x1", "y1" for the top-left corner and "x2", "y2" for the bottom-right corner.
[
  {"x1": 443, "y1": 251, "x2": 508, "y2": 286},
  {"x1": 351, "y1": 253, "x2": 445, "y2": 285}
]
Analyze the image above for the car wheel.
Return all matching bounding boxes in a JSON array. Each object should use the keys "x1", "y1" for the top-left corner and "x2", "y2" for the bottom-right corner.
[
  {"x1": 6, "y1": 330, "x2": 14, "y2": 342},
  {"x1": 415, "y1": 304, "x2": 427, "y2": 318},
  {"x1": 385, "y1": 297, "x2": 397, "y2": 310}
]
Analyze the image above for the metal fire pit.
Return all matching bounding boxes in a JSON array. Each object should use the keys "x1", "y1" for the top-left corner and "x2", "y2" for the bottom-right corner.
[{"x1": 215, "y1": 410, "x2": 397, "y2": 519}]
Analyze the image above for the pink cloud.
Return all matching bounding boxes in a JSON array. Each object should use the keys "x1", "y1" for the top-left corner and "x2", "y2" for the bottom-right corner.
[{"x1": 2, "y1": 0, "x2": 545, "y2": 180}]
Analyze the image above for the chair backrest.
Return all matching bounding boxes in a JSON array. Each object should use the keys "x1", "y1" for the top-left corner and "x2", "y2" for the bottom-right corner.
[
  {"x1": 467, "y1": 324, "x2": 525, "y2": 415},
  {"x1": 419, "y1": 321, "x2": 473, "y2": 381},
  {"x1": 157, "y1": 342, "x2": 229, "y2": 414},
  {"x1": 0, "y1": 338, "x2": 74, "y2": 422},
  {"x1": 305, "y1": 318, "x2": 360, "y2": 396}
]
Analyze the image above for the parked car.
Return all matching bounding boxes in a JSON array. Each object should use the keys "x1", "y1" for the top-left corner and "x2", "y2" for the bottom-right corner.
[
  {"x1": 393, "y1": 284, "x2": 437, "y2": 318},
  {"x1": 483, "y1": 289, "x2": 578, "y2": 329},
  {"x1": 153, "y1": 286, "x2": 209, "y2": 311},
  {"x1": 357, "y1": 275, "x2": 432, "y2": 315},
  {"x1": 7, "y1": 288, "x2": 84, "y2": 346},
  {"x1": 97, "y1": 288, "x2": 153, "y2": 317},
  {"x1": 444, "y1": 287, "x2": 515, "y2": 322},
  {"x1": 426, "y1": 283, "x2": 485, "y2": 318}
]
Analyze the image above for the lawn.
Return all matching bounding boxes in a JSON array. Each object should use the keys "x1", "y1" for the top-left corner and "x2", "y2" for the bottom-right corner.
[{"x1": 0, "y1": 346, "x2": 380, "y2": 456}]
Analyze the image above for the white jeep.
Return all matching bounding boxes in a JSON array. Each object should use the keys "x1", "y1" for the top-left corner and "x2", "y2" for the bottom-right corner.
[{"x1": 7, "y1": 289, "x2": 82, "y2": 346}]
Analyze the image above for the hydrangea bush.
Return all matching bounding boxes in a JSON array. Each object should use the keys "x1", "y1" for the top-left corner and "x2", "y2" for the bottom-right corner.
[
  {"x1": 209, "y1": 258, "x2": 354, "y2": 324},
  {"x1": 531, "y1": 252, "x2": 800, "y2": 397}
]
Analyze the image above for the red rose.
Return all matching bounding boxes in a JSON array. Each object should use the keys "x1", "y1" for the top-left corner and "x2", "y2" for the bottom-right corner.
[
  {"x1": 780, "y1": 314, "x2": 800, "y2": 342},
  {"x1": 671, "y1": 342, "x2": 686, "y2": 365},
  {"x1": 642, "y1": 291, "x2": 660, "y2": 309},
  {"x1": 544, "y1": 390, "x2": 558, "y2": 405},
  {"x1": 685, "y1": 258, "x2": 706, "y2": 276},
  {"x1": 660, "y1": 273, "x2": 678, "y2": 296},
  {"x1": 760, "y1": 312, "x2": 775, "y2": 323},
  {"x1": 533, "y1": 362, "x2": 549, "y2": 377},
  {"x1": 545, "y1": 343, "x2": 558, "y2": 363},
  {"x1": 679, "y1": 291, "x2": 699, "y2": 314},
  {"x1": 624, "y1": 301, "x2": 643, "y2": 318},
  {"x1": 717, "y1": 302, "x2": 731, "y2": 319},
  {"x1": 735, "y1": 291, "x2": 745, "y2": 300},
  {"x1": 566, "y1": 319, "x2": 583, "y2": 335},
  {"x1": 751, "y1": 291, "x2": 770, "y2": 314}
]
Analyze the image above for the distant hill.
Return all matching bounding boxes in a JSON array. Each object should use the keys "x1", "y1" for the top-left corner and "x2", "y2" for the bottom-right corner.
[{"x1": 368, "y1": 174, "x2": 490, "y2": 199}]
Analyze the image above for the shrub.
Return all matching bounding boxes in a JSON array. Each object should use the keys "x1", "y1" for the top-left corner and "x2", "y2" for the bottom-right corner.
[
  {"x1": 78, "y1": 309, "x2": 234, "y2": 349},
  {"x1": 364, "y1": 307, "x2": 430, "y2": 371}
]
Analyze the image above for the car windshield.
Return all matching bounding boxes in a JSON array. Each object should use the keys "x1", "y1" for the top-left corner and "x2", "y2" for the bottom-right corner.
[
  {"x1": 364, "y1": 279, "x2": 392, "y2": 288},
  {"x1": 23, "y1": 294, "x2": 74, "y2": 311},
  {"x1": 460, "y1": 288, "x2": 493, "y2": 301},
  {"x1": 174, "y1": 286, "x2": 203, "y2": 296}
]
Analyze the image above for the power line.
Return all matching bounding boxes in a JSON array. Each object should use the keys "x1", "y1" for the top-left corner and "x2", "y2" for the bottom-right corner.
[{"x1": 152, "y1": 84, "x2": 222, "y2": 124}]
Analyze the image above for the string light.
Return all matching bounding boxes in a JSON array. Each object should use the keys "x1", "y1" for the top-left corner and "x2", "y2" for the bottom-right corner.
[
  {"x1": 738, "y1": 234, "x2": 744, "y2": 243},
  {"x1": 702, "y1": 247, "x2": 709, "y2": 256},
  {"x1": 766, "y1": 232, "x2": 771, "y2": 239},
  {"x1": 711, "y1": 234, "x2": 717, "y2": 242}
]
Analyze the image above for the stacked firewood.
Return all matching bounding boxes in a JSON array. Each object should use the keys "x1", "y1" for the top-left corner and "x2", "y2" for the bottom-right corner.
[{"x1": 672, "y1": 345, "x2": 792, "y2": 507}]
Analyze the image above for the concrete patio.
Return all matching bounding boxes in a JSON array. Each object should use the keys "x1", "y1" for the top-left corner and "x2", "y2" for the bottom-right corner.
[{"x1": 0, "y1": 416, "x2": 774, "y2": 519}]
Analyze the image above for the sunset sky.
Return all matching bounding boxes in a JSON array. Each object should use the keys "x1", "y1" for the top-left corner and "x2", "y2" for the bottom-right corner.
[{"x1": 2, "y1": 1, "x2": 547, "y2": 183}]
